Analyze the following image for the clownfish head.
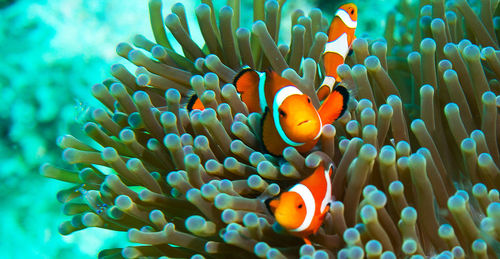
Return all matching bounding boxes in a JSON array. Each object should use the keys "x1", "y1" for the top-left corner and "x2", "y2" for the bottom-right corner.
[
  {"x1": 269, "y1": 191, "x2": 307, "y2": 230},
  {"x1": 337, "y1": 3, "x2": 358, "y2": 28},
  {"x1": 273, "y1": 87, "x2": 322, "y2": 144}
]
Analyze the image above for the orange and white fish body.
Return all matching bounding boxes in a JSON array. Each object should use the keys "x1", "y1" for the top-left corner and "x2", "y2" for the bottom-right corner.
[
  {"x1": 317, "y1": 3, "x2": 358, "y2": 101},
  {"x1": 188, "y1": 68, "x2": 349, "y2": 156},
  {"x1": 269, "y1": 161, "x2": 333, "y2": 245}
]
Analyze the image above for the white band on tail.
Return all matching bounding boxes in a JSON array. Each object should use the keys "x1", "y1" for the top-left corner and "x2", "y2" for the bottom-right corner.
[
  {"x1": 336, "y1": 9, "x2": 357, "y2": 28},
  {"x1": 320, "y1": 76, "x2": 336, "y2": 92},
  {"x1": 289, "y1": 184, "x2": 316, "y2": 232},
  {"x1": 320, "y1": 164, "x2": 333, "y2": 212}
]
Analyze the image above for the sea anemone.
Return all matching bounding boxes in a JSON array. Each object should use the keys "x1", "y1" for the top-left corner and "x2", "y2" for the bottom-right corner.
[{"x1": 42, "y1": 0, "x2": 500, "y2": 257}]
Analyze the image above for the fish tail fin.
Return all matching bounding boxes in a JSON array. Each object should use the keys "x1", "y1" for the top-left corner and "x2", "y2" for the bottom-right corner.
[
  {"x1": 318, "y1": 85, "x2": 349, "y2": 125},
  {"x1": 233, "y1": 67, "x2": 261, "y2": 113},
  {"x1": 186, "y1": 93, "x2": 205, "y2": 111}
]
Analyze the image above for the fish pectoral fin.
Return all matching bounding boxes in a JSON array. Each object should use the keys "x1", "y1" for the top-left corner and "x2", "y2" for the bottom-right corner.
[
  {"x1": 267, "y1": 198, "x2": 279, "y2": 214},
  {"x1": 303, "y1": 237, "x2": 312, "y2": 245},
  {"x1": 233, "y1": 68, "x2": 261, "y2": 112}
]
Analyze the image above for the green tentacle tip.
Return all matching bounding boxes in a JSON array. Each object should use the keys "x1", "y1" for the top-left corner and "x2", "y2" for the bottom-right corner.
[
  {"x1": 435, "y1": 251, "x2": 453, "y2": 259},
  {"x1": 396, "y1": 141, "x2": 410, "y2": 155},
  {"x1": 389, "y1": 181, "x2": 404, "y2": 195},
  {"x1": 438, "y1": 224, "x2": 455, "y2": 239},
  {"x1": 360, "y1": 205, "x2": 377, "y2": 223},
  {"x1": 379, "y1": 104, "x2": 393, "y2": 116},
  {"x1": 472, "y1": 239, "x2": 487, "y2": 253},
  {"x1": 420, "y1": 38, "x2": 436, "y2": 53},
  {"x1": 82, "y1": 213, "x2": 103, "y2": 227},
  {"x1": 487, "y1": 202, "x2": 500, "y2": 218},
  {"x1": 186, "y1": 215, "x2": 215, "y2": 236},
  {"x1": 480, "y1": 217, "x2": 495, "y2": 232},
  {"x1": 430, "y1": 18, "x2": 445, "y2": 31},
  {"x1": 201, "y1": 183, "x2": 218, "y2": 200},
  {"x1": 379, "y1": 146, "x2": 399, "y2": 164},
  {"x1": 365, "y1": 240, "x2": 383, "y2": 256},
  {"x1": 166, "y1": 88, "x2": 181, "y2": 101},
  {"x1": 214, "y1": 193, "x2": 232, "y2": 210},
  {"x1": 221, "y1": 209, "x2": 237, "y2": 224},
  {"x1": 478, "y1": 153, "x2": 494, "y2": 168},
  {"x1": 448, "y1": 194, "x2": 466, "y2": 211},
  {"x1": 372, "y1": 41, "x2": 387, "y2": 53},
  {"x1": 451, "y1": 246, "x2": 465, "y2": 258},
  {"x1": 164, "y1": 133, "x2": 182, "y2": 148},
  {"x1": 463, "y1": 45, "x2": 480, "y2": 61},
  {"x1": 254, "y1": 242, "x2": 270, "y2": 257},
  {"x1": 343, "y1": 228, "x2": 361, "y2": 244},
  {"x1": 359, "y1": 144, "x2": 377, "y2": 160},
  {"x1": 351, "y1": 64, "x2": 367, "y2": 77},
  {"x1": 472, "y1": 183, "x2": 487, "y2": 197},
  {"x1": 420, "y1": 84, "x2": 434, "y2": 95},
  {"x1": 460, "y1": 138, "x2": 475, "y2": 152},
  {"x1": 200, "y1": 108, "x2": 217, "y2": 124},
  {"x1": 230, "y1": 139, "x2": 246, "y2": 153},
  {"x1": 305, "y1": 153, "x2": 322, "y2": 168},
  {"x1": 348, "y1": 246, "x2": 364, "y2": 259},
  {"x1": 166, "y1": 171, "x2": 183, "y2": 186},
  {"x1": 444, "y1": 102, "x2": 459, "y2": 116},
  {"x1": 387, "y1": 95, "x2": 402, "y2": 106},
  {"x1": 402, "y1": 239, "x2": 417, "y2": 255},
  {"x1": 300, "y1": 244, "x2": 315, "y2": 256},
  {"x1": 267, "y1": 248, "x2": 284, "y2": 259},
  {"x1": 481, "y1": 46, "x2": 496, "y2": 58},
  {"x1": 313, "y1": 250, "x2": 329, "y2": 259},
  {"x1": 407, "y1": 51, "x2": 421, "y2": 63},
  {"x1": 482, "y1": 91, "x2": 496, "y2": 104},
  {"x1": 161, "y1": 111, "x2": 177, "y2": 126},
  {"x1": 115, "y1": 195, "x2": 133, "y2": 210},
  {"x1": 243, "y1": 212, "x2": 259, "y2": 227},
  {"x1": 185, "y1": 153, "x2": 201, "y2": 167},
  {"x1": 380, "y1": 251, "x2": 397, "y2": 259},
  {"x1": 401, "y1": 206, "x2": 417, "y2": 223},
  {"x1": 364, "y1": 55, "x2": 382, "y2": 71},
  {"x1": 363, "y1": 185, "x2": 377, "y2": 198}
]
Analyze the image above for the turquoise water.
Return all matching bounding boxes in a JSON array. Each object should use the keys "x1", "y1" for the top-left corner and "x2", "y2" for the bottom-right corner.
[{"x1": 0, "y1": 0, "x2": 394, "y2": 257}]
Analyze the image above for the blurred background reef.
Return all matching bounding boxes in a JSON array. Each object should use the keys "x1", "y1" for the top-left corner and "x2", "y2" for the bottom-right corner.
[{"x1": 0, "y1": 0, "x2": 426, "y2": 258}]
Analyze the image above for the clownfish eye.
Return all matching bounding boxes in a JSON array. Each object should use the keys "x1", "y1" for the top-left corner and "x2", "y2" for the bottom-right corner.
[
  {"x1": 349, "y1": 8, "x2": 354, "y2": 15},
  {"x1": 298, "y1": 204, "x2": 303, "y2": 209},
  {"x1": 307, "y1": 97, "x2": 311, "y2": 104},
  {"x1": 279, "y1": 109, "x2": 287, "y2": 117}
]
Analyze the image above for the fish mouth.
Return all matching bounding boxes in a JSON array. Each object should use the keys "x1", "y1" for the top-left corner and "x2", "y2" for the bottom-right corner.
[{"x1": 297, "y1": 120, "x2": 310, "y2": 126}]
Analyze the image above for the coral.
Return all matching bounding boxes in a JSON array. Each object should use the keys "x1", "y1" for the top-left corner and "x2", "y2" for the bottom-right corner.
[{"x1": 42, "y1": 0, "x2": 500, "y2": 258}]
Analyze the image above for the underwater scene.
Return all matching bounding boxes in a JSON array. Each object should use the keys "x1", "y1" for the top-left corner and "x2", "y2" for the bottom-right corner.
[{"x1": 2, "y1": 0, "x2": 500, "y2": 258}]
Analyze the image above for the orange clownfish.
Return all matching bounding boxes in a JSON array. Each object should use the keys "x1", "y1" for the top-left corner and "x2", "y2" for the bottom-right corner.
[
  {"x1": 188, "y1": 68, "x2": 349, "y2": 156},
  {"x1": 268, "y1": 160, "x2": 333, "y2": 245},
  {"x1": 317, "y1": 3, "x2": 358, "y2": 101}
]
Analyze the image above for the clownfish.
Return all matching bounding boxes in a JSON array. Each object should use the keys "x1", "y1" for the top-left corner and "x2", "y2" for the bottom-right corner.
[
  {"x1": 188, "y1": 68, "x2": 349, "y2": 156},
  {"x1": 268, "y1": 160, "x2": 333, "y2": 245},
  {"x1": 317, "y1": 3, "x2": 358, "y2": 101}
]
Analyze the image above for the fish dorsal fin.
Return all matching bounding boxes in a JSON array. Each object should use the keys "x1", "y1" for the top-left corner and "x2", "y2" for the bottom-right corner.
[
  {"x1": 187, "y1": 94, "x2": 204, "y2": 111},
  {"x1": 233, "y1": 68, "x2": 262, "y2": 113},
  {"x1": 318, "y1": 85, "x2": 349, "y2": 125},
  {"x1": 261, "y1": 108, "x2": 288, "y2": 156}
]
